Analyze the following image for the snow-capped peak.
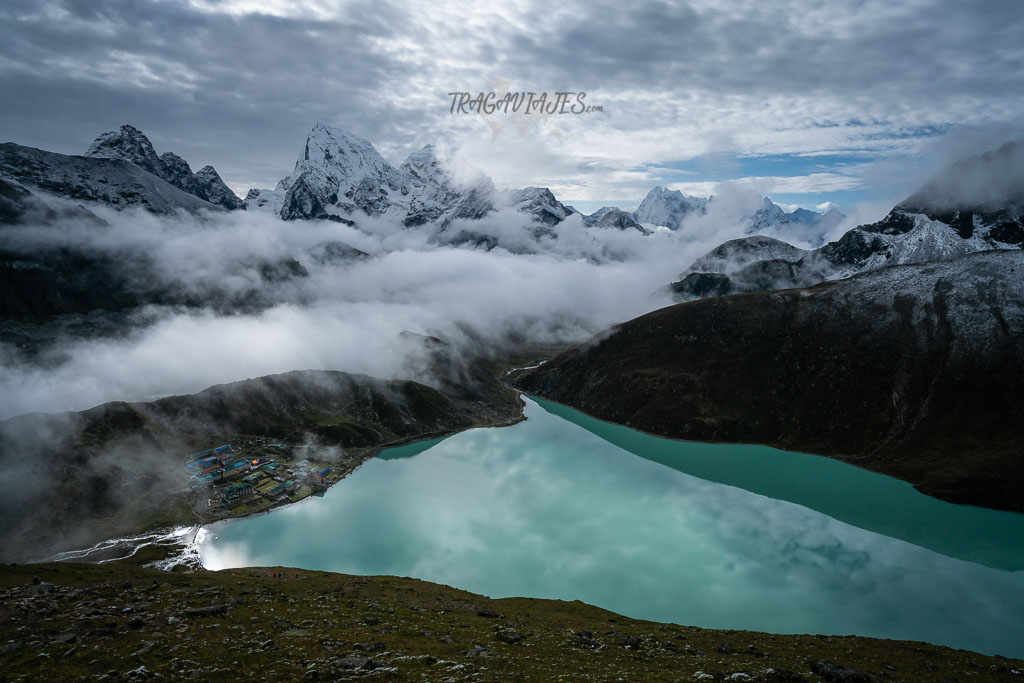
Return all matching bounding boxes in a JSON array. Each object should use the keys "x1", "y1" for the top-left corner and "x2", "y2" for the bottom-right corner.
[
  {"x1": 274, "y1": 122, "x2": 405, "y2": 220},
  {"x1": 85, "y1": 124, "x2": 163, "y2": 175},
  {"x1": 84, "y1": 124, "x2": 242, "y2": 210},
  {"x1": 634, "y1": 185, "x2": 708, "y2": 229},
  {"x1": 291, "y1": 122, "x2": 392, "y2": 186},
  {"x1": 399, "y1": 144, "x2": 448, "y2": 186}
]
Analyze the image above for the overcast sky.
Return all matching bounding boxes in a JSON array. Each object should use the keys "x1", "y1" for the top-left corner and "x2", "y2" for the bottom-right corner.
[{"x1": 1, "y1": 0, "x2": 1022, "y2": 212}]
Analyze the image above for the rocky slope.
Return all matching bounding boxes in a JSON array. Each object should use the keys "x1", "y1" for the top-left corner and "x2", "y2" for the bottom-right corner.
[
  {"x1": 518, "y1": 250, "x2": 1024, "y2": 511},
  {"x1": 2, "y1": 562, "x2": 1019, "y2": 682},
  {"x1": 245, "y1": 122, "x2": 555, "y2": 229},
  {"x1": 0, "y1": 143, "x2": 223, "y2": 218},
  {"x1": 633, "y1": 185, "x2": 709, "y2": 229},
  {"x1": 592, "y1": 207, "x2": 650, "y2": 233},
  {"x1": 671, "y1": 141, "x2": 1024, "y2": 302},
  {"x1": 0, "y1": 362, "x2": 523, "y2": 563},
  {"x1": 85, "y1": 124, "x2": 243, "y2": 210},
  {"x1": 247, "y1": 121, "x2": 840, "y2": 240}
]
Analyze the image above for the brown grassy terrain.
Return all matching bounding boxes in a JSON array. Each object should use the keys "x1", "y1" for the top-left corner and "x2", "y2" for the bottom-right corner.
[{"x1": 2, "y1": 562, "x2": 1021, "y2": 682}]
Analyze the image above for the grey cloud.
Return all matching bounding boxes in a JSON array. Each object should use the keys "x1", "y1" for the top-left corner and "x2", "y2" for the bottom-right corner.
[
  {"x1": 1, "y1": 0, "x2": 422, "y2": 185},
  {"x1": 504, "y1": 0, "x2": 1024, "y2": 100},
  {"x1": 1, "y1": 0, "x2": 1023, "y2": 194}
]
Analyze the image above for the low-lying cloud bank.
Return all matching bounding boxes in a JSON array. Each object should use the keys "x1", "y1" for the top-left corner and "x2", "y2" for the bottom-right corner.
[{"x1": 0, "y1": 202, "x2": 768, "y2": 419}]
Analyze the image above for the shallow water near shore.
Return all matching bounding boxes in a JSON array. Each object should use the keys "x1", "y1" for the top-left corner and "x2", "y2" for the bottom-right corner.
[{"x1": 198, "y1": 397, "x2": 1024, "y2": 657}]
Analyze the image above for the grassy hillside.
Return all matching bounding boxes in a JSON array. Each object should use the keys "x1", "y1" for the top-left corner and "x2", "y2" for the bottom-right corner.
[
  {"x1": 2, "y1": 562, "x2": 1020, "y2": 682},
  {"x1": 0, "y1": 359, "x2": 525, "y2": 563}
]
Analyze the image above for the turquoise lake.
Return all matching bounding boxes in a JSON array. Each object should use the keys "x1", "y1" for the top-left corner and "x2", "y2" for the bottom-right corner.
[{"x1": 198, "y1": 396, "x2": 1024, "y2": 658}]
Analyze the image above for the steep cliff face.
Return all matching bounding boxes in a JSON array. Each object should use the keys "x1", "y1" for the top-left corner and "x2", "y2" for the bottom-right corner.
[
  {"x1": 84, "y1": 124, "x2": 243, "y2": 209},
  {"x1": 245, "y1": 123, "x2": 573, "y2": 230},
  {"x1": 632, "y1": 186, "x2": 707, "y2": 229},
  {"x1": 518, "y1": 250, "x2": 1024, "y2": 511},
  {"x1": 0, "y1": 143, "x2": 223, "y2": 216}
]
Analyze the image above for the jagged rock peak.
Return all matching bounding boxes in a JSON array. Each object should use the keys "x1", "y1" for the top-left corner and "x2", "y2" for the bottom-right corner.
[
  {"x1": 634, "y1": 185, "x2": 707, "y2": 229},
  {"x1": 195, "y1": 166, "x2": 244, "y2": 211},
  {"x1": 84, "y1": 124, "x2": 242, "y2": 210},
  {"x1": 399, "y1": 144, "x2": 450, "y2": 186},
  {"x1": 594, "y1": 207, "x2": 650, "y2": 234},
  {"x1": 508, "y1": 187, "x2": 572, "y2": 225},
  {"x1": 85, "y1": 124, "x2": 163, "y2": 175},
  {"x1": 296, "y1": 122, "x2": 386, "y2": 173},
  {"x1": 276, "y1": 122, "x2": 403, "y2": 220},
  {"x1": 401, "y1": 143, "x2": 438, "y2": 169}
]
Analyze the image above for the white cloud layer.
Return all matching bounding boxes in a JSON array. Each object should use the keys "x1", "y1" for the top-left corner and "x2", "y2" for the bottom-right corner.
[
  {"x1": 0, "y1": 204, "x2": 762, "y2": 419},
  {"x1": 0, "y1": 0, "x2": 1021, "y2": 204}
]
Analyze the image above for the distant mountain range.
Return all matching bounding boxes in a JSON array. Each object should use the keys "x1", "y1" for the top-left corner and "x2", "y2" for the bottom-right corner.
[
  {"x1": 0, "y1": 121, "x2": 843, "y2": 245},
  {"x1": 669, "y1": 140, "x2": 1024, "y2": 301},
  {"x1": 572, "y1": 187, "x2": 844, "y2": 245},
  {"x1": 2, "y1": 122, "x2": 1022, "y2": 308},
  {"x1": 243, "y1": 122, "x2": 845, "y2": 242}
]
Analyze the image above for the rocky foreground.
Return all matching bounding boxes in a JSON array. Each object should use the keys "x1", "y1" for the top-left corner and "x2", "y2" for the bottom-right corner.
[{"x1": 2, "y1": 562, "x2": 1021, "y2": 682}]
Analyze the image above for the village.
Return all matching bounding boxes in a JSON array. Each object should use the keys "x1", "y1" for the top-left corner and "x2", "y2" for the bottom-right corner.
[{"x1": 183, "y1": 440, "x2": 341, "y2": 516}]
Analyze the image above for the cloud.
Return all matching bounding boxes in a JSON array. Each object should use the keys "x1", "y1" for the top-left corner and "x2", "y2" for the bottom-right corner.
[
  {"x1": 0, "y1": 204, "x2": 742, "y2": 419},
  {"x1": 1, "y1": 0, "x2": 1021, "y2": 205}
]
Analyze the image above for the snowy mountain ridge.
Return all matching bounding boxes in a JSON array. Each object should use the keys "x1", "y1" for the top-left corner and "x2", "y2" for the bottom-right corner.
[
  {"x1": 245, "y1": 122, "x2": 842, "y2": 240},
  {"x1": 671, "y1": 204, "x2": 1024, "y2": 303},
  {"x1": 84, "y1": 124, "x2": 243, "y2": 210},
  {"x1": 248, "y1": 123, "x2": 509, "y2": 227},
  {"x1": 575, "y1": 186, "x2": 843, "y2": 246}
]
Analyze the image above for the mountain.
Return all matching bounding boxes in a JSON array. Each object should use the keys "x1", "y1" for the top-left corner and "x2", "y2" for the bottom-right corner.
[
  {"x1": 247, "y1": 123, "x2": 474, "y2": 224},
  {"x1": 611, "y1": 186, "x2": 841, "y2": 244},
  {"x1": 670, "y1": 235, "x2": 824, "y2": 299},
  {"x1": 899, "y1": 139, "x2": 1024, "y2": 243},
  {"x1": 670, "y1": 141, "x2": 1024, "y2": 302},
  {"x1": 591, "y1": 207, "x2": 649, "y2": 233},
  {"x1": 275, "y1": 122, "x2": 406, "y2": 221},
  {"x1": 518, "y1": 250, "x2": 1024, "y2": 512},
  {"x1": 737, "y1": 197, "x2": 845, "y2": 246},
  {"x1": 246, "y1": 123, "x2": 580, "y2": 231},
  {"x1": 0, "y1": 362, "x2": 522, "y2": 562},
  {"x1": 782, "y1": 206, "x2": 845, "y2": 245},
  {"x1": 505, "y1": 186, "x2": 572, "y2": 226},
  {"x1": 0, "y1": 142, "x2": 224, "y2": 219},
  {"x1": 398, "y1": 144, "x2": 468, "y2": 226},
  {"x1": 632, "y1": 186, "x2": 707, "y2": 229},
  {"x1": 743, "y1": 195, "x2": 788, "y2": 233},
  {"x1": 84, "y1": 124, "x2": 243, "y2": 210},
  {"x1": 0, "y1": 176, "x2": 105, "y2": 226},
  {"x1": 577, "y1": 206, "x2": 615, "y2": 224},
  {"x1": 2, "y1": 122, "x2": 848, "y2": 246}
]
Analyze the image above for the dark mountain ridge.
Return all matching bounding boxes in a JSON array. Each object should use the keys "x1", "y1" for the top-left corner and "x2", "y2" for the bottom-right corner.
[
  {"x1": 0, "y1": 363, "x2": 522, "y2": 563},
  {"x1": 84, "y1": 124, "x2": 243, "y2": 210},
  {"x1": 518, "y1": 249, "x2": 1024, "y2": 512},
  {"x1": 0, "y1": 143, "x2": 223, "y2": 219}
]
